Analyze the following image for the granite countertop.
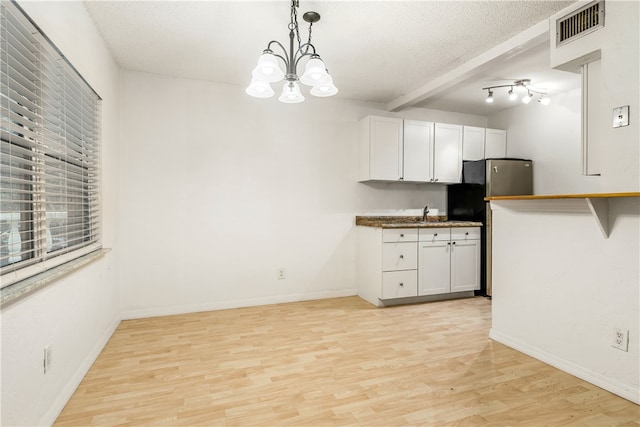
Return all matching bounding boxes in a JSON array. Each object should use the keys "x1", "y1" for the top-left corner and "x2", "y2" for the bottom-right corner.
[{"x1": 355, "y1": 216, "x2": 482, "y2": 228}]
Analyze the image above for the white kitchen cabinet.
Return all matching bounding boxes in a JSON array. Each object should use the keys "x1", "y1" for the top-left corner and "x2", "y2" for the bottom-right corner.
[
  {"x1": 418, "y1": 227, "x2": 480, "y2": 296},
  {"x1": 359, "y1": 116, "x2": 403, "y2": 181},
  {"x1": 418, "y1": 241, "x2": 451, "y2": 295},
  {"x1": 359, "y1": 117, "x2": 462, "y2": 183},
  {"x1": 357, "y1": 225, "x2": 480, "y2": 306},
  {"x1": 403, "y1": 120, "x2": 434, "y2": 182},
  {"x1": 357, "y1": 226, "x2": 418, "y2": 306},
  {"x1": 433, "y1": 123, "x2": 463, "y2": 183},
  {"x1": 462, "y1": 126, "x2": 486, "y2": 161},
  {"x1": 485, "y1": 128, "x2": 507, "y2": 158}
]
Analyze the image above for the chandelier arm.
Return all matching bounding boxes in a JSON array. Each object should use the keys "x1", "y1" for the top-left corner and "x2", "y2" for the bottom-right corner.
[
  {"x1": 293, "y1": 50, "x2": 318, "y2": 71},
  {"x1": 266, "y1": 40, "x2": 290, "y2": 68}
]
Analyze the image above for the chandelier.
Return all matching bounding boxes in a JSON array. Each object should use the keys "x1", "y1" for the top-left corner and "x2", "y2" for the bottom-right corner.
[
  {"x1": 482, "y1": 79, "x2": 550, "y2": 105},
  {"x1": 245, "y1": 0, "x2": 337, "y2": 103}
]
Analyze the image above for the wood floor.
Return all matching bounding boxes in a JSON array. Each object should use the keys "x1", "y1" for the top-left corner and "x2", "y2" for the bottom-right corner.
[{"x1": 55, "y1": 296, "x2": 639, "y2": 426}]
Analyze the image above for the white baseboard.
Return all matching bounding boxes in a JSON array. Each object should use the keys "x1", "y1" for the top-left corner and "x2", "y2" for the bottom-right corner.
[
  {"x1": 121, "y1": 289, "x2": 358, "y2": 320},
  {"x1": 40, "y1": 313, "x2": 122, "y2": 426},
  {"x1": 489, "y1": 328, "x2": 640, "y2": 405}
]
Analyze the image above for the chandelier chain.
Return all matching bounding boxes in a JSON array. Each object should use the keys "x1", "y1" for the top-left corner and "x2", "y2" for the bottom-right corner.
[{"x1": 290, "y1": 0, "x2": 302, "y2": 47}]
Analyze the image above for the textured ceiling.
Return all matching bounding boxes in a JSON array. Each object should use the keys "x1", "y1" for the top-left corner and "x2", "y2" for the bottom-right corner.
[{"x1": 84, "y1": 0, "x2": 577, "y2": 112}]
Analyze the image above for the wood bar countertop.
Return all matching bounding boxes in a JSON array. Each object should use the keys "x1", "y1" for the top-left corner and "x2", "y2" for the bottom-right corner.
[
  {"x1": 356, "y1": 216, "x2": 482, "y2": 228},
  {"x1": 486, "y1": 192, "x2": 640, "y2": 201}
]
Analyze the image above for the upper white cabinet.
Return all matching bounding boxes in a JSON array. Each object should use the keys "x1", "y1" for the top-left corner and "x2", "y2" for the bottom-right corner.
[
  {"x1": 484, "y1": 128, "x2": 507, "y2": 158},
  {"x1": 359, "y1": 116, "x2": 462, "y2": 183},
  {"x1": 463, "y1": 127, "x2": 507, "y2": 160},
  {"x1": 462, "y1": 126, "x2": 486, "y2": 161},
  {"x1": 359, "y1": 116, "x2": 403, "y2": 181},
  {"x1": 433, "y1": 123, "x2": 463, "y2": 183},
  {"x1": 403, "y1": 120, "x2": 434, "y2": 182}
]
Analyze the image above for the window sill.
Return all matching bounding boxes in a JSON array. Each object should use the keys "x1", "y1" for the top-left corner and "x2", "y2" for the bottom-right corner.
[{"x1": 1, "y1": 248, "x2": 111, "y2": 307}]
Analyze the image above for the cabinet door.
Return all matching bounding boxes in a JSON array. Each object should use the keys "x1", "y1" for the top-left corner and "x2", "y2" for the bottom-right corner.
[
  {"x1": 369, "y1": 117, "x2": 403, "y2": 181},
  {"x1": 462, "y1": 126, "x2": 485, "y2": 161},
  {"x1": 418, "y1": 241, "x2": 451, "y2": 295},
  {"x1": 433, "y1": 123, "x2": 463, "y2": 183},
  {"x1": 450, "y1": 239, "x2": 480, "y2": 292},
  {"x1": 403, "y1": 120, "x2": 433, "y2": 182},
  {"x1": 484, "y1": 129, "x2": 507, "y2": 159}
]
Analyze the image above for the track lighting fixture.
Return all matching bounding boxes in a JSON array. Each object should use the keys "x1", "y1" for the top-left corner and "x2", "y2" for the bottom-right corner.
[{"x1": 482, "y1": 79, "x2": 549, "y2": 106}]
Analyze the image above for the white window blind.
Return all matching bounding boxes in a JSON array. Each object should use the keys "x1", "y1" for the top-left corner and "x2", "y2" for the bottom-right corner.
[{"x1": 1, "y1": 1, "x2": 101, "y2": 288}]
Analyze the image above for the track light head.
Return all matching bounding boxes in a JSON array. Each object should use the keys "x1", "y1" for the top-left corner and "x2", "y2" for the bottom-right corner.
[
  {"x1": 485, "y1": 89, "x2": 494, "y2": 103},
  {"x1": 522, "y1": 91, "x2": 532, "y2": 104},
  {"x1": 539, "y1": 96, "x2": 550, "y2": 106},
  {"x1": 508, "y1": 87, "x2": 517, "y2": 101}
]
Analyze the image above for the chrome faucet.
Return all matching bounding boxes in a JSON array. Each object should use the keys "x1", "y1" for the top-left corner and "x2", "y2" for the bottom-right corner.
[{"x1": 423, "y1": 205, "x2": 429, "y2": 222}]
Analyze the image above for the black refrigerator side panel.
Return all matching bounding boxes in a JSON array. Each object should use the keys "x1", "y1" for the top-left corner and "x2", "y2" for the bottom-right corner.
[
  {"x1": 461, "y1": 160, "x2": 487, "y2": 185},
  {"x1": 447, "y1": 184, "x2": 486, "y2": 221}
]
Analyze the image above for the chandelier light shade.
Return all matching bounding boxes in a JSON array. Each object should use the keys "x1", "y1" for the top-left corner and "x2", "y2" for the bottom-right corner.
[
  {"x1": 310, "y1": 75, "x2": 338, "y2": 97},
  {"x1": 279, "y1": 81, "x2": 305, "y2": 103},
  {"x1": 252, "y1": 53, "x2": 285, "y2": 82},
  {"x1": 245, "y1": 78, "x2": 275, "y2": 98},
  {"x1": 482, "y1": 79, "x2": 549, "y2": 106},
  {"x1": 246, "y1": 0, "x2": 338, "y2": 103}
]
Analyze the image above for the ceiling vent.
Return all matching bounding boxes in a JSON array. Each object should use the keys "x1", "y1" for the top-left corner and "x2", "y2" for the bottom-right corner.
[{"x1": 556, "y1": 0, "x2": 605, "y2": 46}]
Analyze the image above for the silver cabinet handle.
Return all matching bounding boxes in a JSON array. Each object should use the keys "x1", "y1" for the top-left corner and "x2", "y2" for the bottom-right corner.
[
  {"x1": 452, "y1": 241, "x2": 456, "y2": 245},
  {"x1": 399, "y1": 255, "x2": 404, "y2": 259},
  {"x1": 399, "y1": 282, "x2": 404, "y2": 287}
]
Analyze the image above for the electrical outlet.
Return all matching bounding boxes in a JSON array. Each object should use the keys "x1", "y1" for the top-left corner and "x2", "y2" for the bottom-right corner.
[
  {"x1": 44, "y1": 344, "x2": 52, "y2": 373},
  {"x1": 612, "y1": 328, "x2": 629, "y2": 351},
  {"x1": 277, "y1": 268, "x2": 286, "y2": 280}
]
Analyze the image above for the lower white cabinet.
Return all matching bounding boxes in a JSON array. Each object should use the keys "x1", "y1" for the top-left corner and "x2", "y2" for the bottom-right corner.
[
  {"x1": 418, "y1": 227, "x2": 480, "y2": 295},
  {"x1": 357, "y1": 226, "x2": 480, "y2": 306}
]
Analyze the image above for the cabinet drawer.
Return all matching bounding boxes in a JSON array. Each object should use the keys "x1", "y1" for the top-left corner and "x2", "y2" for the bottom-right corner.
[
  {"x1": 382, "y1": 242, "x2": 417, "y2": 271},
  {"x1": 451, "y1": 227, "x2": 481, "y2": 241},
  {"x1": 419, "y1": 228, "x2": 450, "y2": 242},
  {"x1": 382, "y1": 228, "x2": 418, "y2": 242},
  {"x1": 382, "y1": 270, "x2": 418, "y2": 299}
]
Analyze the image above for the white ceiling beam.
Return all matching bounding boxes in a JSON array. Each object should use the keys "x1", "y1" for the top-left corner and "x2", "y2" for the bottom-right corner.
[{"x1": 387, "y1": 19, "x2": 551, "y2": 112}]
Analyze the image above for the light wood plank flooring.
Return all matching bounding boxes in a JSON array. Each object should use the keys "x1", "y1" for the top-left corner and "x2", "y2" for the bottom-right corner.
[{"x1": 55, "y1": 296, "x2": 639, "y2": 426}]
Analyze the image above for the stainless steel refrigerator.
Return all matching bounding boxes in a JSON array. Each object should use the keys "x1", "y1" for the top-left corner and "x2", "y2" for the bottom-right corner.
[{"x1": 447, "y1": 159, "x2": 533, "y2": 296}]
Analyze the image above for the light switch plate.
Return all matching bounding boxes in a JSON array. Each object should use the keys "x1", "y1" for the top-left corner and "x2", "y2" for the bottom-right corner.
[{"x1": 613, "y1": 106, "x2": 629, "y2": 128}]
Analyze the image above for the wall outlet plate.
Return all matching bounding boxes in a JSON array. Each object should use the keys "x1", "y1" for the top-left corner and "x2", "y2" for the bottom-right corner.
[
  {"x1": 612, "y1": 106, "x2": 629, "y2": 128},
  {"x1": 612, "y1": 328, "x2": 629, "y2": 351}
]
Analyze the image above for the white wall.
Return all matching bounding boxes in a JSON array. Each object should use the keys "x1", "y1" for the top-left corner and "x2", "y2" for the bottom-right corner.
[
  {"x1": 490, "y1": 197, "x2": 640, "y2": 403},
  {"x1": 118, "y1": 70, "x2": 486, "y2": 318},
  {"x1": 491, "y1": 0, "x2": 639, "y2": 194},
  {"x1": 1, "y1": 2, "x2": 121, "y2": 426},
  {"x1": 488, "y1": 87, "x2": 605, "y2": 194}
]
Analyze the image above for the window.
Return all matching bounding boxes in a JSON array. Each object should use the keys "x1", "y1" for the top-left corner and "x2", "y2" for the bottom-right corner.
[{"x1": 1, "y1": 1, "x2": 101, "y2": 288}]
